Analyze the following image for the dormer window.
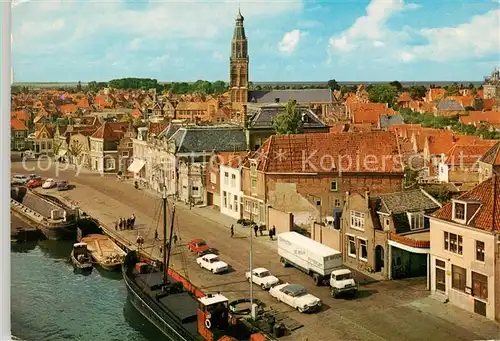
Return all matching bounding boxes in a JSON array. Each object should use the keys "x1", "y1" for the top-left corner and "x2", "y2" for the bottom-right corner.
[
  {"x1": 454, "y1": 203, "x2": 465, "y2": 220},
  {"x1": 408, "y1": 212, "x2": 425, "y2": 230}
]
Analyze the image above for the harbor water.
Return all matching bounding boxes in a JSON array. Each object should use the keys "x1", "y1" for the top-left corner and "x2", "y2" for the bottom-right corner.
[{"x1": 11, "y1": 215, "x2": 164, "y2": 341}]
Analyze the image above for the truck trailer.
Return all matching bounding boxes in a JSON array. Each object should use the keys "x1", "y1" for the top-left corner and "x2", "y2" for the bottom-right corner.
[{"x1": 277, "y1": 232, "x2": 358, "y2": 296}]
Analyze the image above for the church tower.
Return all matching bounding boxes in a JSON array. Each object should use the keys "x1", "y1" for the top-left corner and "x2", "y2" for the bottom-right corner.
[{"x1": 230, "y1": 9, "x2": 249, "y2": 114}]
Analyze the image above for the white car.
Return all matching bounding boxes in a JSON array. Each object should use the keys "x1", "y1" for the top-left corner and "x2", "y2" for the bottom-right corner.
[
  {"x1": 42, "y1": 178, "x2": 56, "y2": 189},
  {"x1": 269, "y1": 283, "x2": 321, "y2": 313},
  {"x1": 245, "y1": 267, "x2": 280, "y2": 290},
  {"x1": 196, "y1": 254, "x2": 229, "y2": 274}
]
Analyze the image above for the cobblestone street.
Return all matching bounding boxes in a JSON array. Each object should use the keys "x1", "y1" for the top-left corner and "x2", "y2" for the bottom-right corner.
[{"x1": 12, "y1": 161, "x2": 500, "y2": 341}]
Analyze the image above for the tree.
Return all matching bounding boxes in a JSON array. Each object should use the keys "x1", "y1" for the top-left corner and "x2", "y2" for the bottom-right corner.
[
  {"x1": 67, "y1": 139, "x2": 84, "y2": 166},
  {"x1": 367, "y1": 85, "x2": 399, "y2": 107},
  {"x1": 389, "y1": 80, "x2": 403, "y2": 91},
  {"x1": 473, "y1": 98, "x2": 484, "y2": 111},
  {"x1": 76, "y1": 81, "x2": 82, "y2": 92},
  {"x1": 445, "y1": 83, "x2": 460, "y2": 96},
  {"x1": 272, "y1": 100, "x2": 303, "y2": 134},
  {"x1": 409, "y1": 85, "x2": 427, "y2": 100},
  {"x1": 327, "y1": 79, "x2": 340, "y2": 91}
]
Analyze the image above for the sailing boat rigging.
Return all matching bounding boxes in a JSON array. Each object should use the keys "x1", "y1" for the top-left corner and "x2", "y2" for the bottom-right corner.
[{"x1": 122, "y1": 190, "x2": 267, "y2": 341}]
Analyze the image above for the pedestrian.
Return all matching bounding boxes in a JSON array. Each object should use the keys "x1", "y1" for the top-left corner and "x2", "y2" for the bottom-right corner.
[
  {"x1": 269, "y1": 228, "x2": 273, "y2": 240},
  {"x1": 131, "y1": 214, "x2": 136, "y2": 228},
  {"x1": 230, "y1": 224, "x2": 234, "y2": 238},
  {"x1": 253, "y1": 224, "x2": 258, "y2": 237},
  {"x1": 114, "y1": 221, "x2": 118, "y2": 231},
  {"x1": 125, "y1": 218, "x2": 129, "y2": 229},
  {"x1": 173, "y1": 233, "x2": 178, "y2": 244},
  {"x1": 119, "y1": 218, "x2": 123, "y2": 230},
  {"x1": 154, "y1": 230, "x2": 158, "y2": 240},
  {"x1": 159, "y1": 246, "x2": 162, "y2": 254},
  {"x1": 259, "y1": 225, "x2": 264, "y2": 236},
  {"x1": 272, "y1": 226, "x2": 277, "y2": 239}
]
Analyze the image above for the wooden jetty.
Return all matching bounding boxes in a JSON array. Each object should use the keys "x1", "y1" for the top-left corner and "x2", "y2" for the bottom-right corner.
[{"x1": 80, "y1": 234, "x2": 126, "y2": 271}]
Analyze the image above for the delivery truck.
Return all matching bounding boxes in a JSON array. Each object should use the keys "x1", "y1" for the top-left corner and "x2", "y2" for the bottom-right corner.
[{"x1": 277, "y1": 232, "x2": 358, "y2": 296}]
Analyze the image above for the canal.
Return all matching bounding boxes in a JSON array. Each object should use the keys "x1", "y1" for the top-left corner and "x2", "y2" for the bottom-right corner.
[{"x1": 11, "y1": 215, "x2": 164, "y2": 341}]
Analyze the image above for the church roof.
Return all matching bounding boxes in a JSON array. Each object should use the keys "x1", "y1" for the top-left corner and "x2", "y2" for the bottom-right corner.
[{"x1": 248, "y1": 89, "x2": 332, "y2": 104}]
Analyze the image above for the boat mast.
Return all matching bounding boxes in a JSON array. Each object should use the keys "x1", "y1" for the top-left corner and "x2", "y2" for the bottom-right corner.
[
  {"x1": 162, "y1": 190, "x2": 168, "y2": 284},
  {"x1": 163, "y1": 192, "x2": 176, "y2": 285}
]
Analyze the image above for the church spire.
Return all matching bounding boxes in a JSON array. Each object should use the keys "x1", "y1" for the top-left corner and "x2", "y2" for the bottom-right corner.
[{"x1": 232, "y1": 8, "x2": 247, "y2": 58}]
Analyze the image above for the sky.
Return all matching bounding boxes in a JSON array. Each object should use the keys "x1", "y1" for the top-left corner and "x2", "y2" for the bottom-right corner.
[{"x1": 11, "y1": 0, "x2": 500, "y2": 82}]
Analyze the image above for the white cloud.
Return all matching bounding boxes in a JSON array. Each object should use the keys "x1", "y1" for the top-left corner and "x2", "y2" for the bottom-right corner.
[
  {"x1": 327, "y1": 0, "x2": 500, "y2": 64},
  {"x1": 13, "y1": 0, "x2": 303, "y2": 54},
  {"x1": 398, "y1": 51, "x2": 415, "y2": 62},
  {"x1": 278, "y1": 29, "x2": 306, "y2": 54},
  {"x1": 410, "y1": 9, "x2": 500, "y2": 61},
  {"x1": 212, "y1": 51, "x2": 224, "y2": 61},
  {"x1": 148, "y1": 55, "x2": 170, "y2": 70},
  {"x1": 129, "y1": 38, "x2": 142, "y2": 51},
  {"x1": 328, "y1": 0, "x2": 418, "y2": 52}
]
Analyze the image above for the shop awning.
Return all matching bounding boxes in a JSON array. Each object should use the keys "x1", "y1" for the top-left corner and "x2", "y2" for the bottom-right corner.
[{"x1": 127, "y1": 159, "x2": 145, "y2": 173}]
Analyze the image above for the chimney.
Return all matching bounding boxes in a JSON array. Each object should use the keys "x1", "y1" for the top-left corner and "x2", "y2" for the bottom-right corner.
[
  {"x1": 365, "y1": 190, "x2": 370, "y2": 208},
  {"x1": 345, "y1": 191, "x2": 350, "y2": 207},
  {"x1": 274, "y1": 97, "x2": 280, "y2": 103}
]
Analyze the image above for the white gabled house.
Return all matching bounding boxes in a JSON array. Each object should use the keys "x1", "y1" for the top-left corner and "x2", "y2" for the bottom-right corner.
[{"x1": 220, "y1": 158, "x2": 244, "y2": 220}]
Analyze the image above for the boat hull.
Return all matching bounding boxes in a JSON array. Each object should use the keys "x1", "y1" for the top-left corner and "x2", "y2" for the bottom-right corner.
[
  {"x1": 96, "y1": 261, "x2": 121, "y2": 272},
  {"x1": 40, "y1": 224, "x2": 77, "y2": 241},
  {"x1": 70, "y1": 252, "x2": 93, "y2": 273},
  {"x1": 122, "y1": 268, "x2": 198, "y2": 341}
]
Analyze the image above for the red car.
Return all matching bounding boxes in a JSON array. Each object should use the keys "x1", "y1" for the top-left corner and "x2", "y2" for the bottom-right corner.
[
  {"x1": 187, "y1": 239, "x2": 210, "y2": 253},
  {"x1": 26, "y1": 178, "x2": 43, "y2": 188}
]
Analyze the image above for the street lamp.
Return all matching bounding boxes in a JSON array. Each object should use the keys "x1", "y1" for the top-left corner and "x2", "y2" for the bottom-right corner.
[{"x1": 249, "y1": 209, "x2": 256, "y2": 320}]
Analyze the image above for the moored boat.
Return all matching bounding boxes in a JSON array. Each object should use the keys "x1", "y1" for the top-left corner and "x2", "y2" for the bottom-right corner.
[
  {"x1": 70, "y1": 242, "x2": 93, "y2": 272},
  {"x1": 123, "y1": 193, "x2": 268, "y2": 341},
  {"x1": 81, "y1": 234, "x2": 126, "y2": 271}
]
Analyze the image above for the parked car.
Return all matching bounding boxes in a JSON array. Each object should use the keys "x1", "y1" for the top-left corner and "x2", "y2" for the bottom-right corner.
[
  {"x1": 245, "y1": 267, "x2": 280, "y2": 290},
  {"x1": 42, "y1": 178, "x2": 57, "y2": 189},
  {"x1": 12, "y1": 174, "x2": 29, "y2": 184},
  {"x1": 196, "y1": 254, "x2": 229, "y2": 274},
  {"x1": 188, "y1": 239, "x2": 210, "y2": 253},
  {"x1": 269, "y1": 283, "x2": 321, "y2": 313},
  {"x1": 26, "y1": 178, "x2": 43, "y2": 188},
  {"x1": 28, "y1": 174, "x2": 42, "y2": 180},
  {"x1": 23, "y1": 150, "x2": 36, "y2": 160},
  {"x1": 197, "y1": 247, "x2": 219, "y2": 257},
  {"x1": 57, "y1": 180, "x2": 69, "y2": 191}
]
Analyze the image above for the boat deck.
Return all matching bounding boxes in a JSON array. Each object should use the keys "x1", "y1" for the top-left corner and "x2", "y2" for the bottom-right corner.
[
  {"x1": 81, "y1": 234, "x2": 125, "y2": 262},
  {"x1": 132, "y1": 270, "x2": 199, "y2": 337}
]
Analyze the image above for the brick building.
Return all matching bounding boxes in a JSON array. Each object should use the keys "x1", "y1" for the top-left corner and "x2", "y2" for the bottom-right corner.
[{"x1": 240, "y1": 131, "x2": 405, "y2": 226}]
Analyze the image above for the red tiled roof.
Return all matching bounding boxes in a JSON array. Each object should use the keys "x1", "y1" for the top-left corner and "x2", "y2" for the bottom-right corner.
[
  {"x1": 149, "y1": 122, "x2": 168, "y2": 135},
  {"x1": 12, "y1": 110, "x2": 30, "y2": 122},
  {"x1": 459, "y1": 111, "x2": 500, "y2": 125},
  {"x1": 483, "y1": 98, "x2": 495, "y2": 111},
  {"x1": 245, "y1": 131, "x2": 403, "y2": 174},
  {"x1": 11, "y1": 118, "x2": 27, "y2": 130},
  {"x1": 76, "y1": 97, "x2": 90, "y2": 108},
  {"x1": 433, "y1": 176, "x2": 500, "y2": 232},
  {"x1": 398, "y1": 92, "x2": 411, "y2": 102},
  {"x1": 447, "y1": 95, "x2": 474, "y2": 108},
  {"x1": 479, "y1": 142, "x2": 500, "y2": 166},
  {"x1": 130, "y1": 109, "x2": 142, "y2": 119},
  {"x1": 444, "y1": 144, "x2": 493, "y2": 166},
  {"x1": 390, "y1": 233, "x2": 430, "y2": 249},
  {"x1": 91, "y1": 122, "x2": 127, "y2": 140}
]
